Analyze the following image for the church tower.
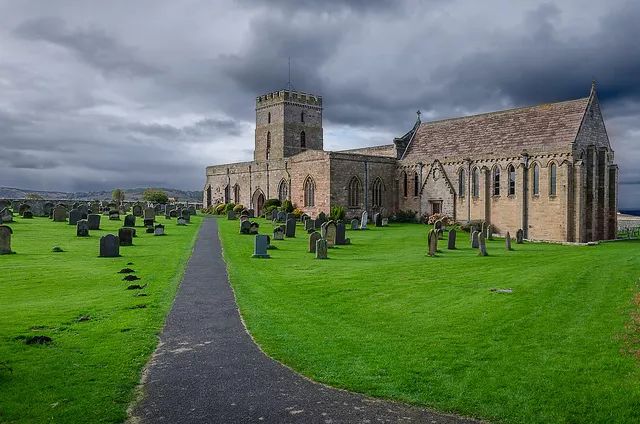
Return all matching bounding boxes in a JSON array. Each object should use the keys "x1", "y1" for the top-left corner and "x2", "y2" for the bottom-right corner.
[{"x1": 254, "y1": 90, "x2": 323, "y2": 161}]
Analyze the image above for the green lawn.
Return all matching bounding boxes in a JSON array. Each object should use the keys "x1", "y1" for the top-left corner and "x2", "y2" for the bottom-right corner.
[
  {"x1": 0, "y1": 214, "x2": 202, "y2": 423},
  {"x1": 219, "y1": 218, "x2": 640, "y2": 424}
]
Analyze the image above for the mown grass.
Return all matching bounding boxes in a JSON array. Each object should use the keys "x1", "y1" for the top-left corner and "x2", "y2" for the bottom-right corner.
[
  {"x1": 219, "y1": 218, "x2": 640, "y2": 424},
  {"x1": 0, "y1": 214, "x2": 202, "y2": 423}
]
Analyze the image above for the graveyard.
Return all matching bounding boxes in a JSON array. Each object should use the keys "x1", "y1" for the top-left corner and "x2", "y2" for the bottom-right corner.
[
  {"x1": 0, "y1": 211, "x2": 202, "y2": 423},
  {"x1": 218, "y1": 215, "x2": 640, "y2": 424}
]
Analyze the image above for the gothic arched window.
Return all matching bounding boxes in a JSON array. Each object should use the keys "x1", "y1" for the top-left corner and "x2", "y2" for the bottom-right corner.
[
  {"x1": 304, "y1": 176, "x2": 315, "y2": 207},
  {"x1": 300, "y1": 131, "x2": 306, "y2": 149},
  {"x1": 492, "y1": 166, "x2": 501, "y2": 196},
  {"x1": 278, "y1": 179, "x2": 288, "y2": 202},
  {"x1": 472, "y1": 167, "x2": 480, "y2": 197},
  {"x1": 233, "y1": 184, "x2": 240, "y2": 204},
  {"x1": 549, "y1": 163, "x2": 557, "y2": 196},
  {"x1": 348, "y1": 177, "x2": 361, "y2": 207},
  {"x1": 266, "y1": 131, "x2": 271, "y2": 160},
  {"x1": 532, "y1": 163, "x2": 540, "y2": 195},
  {"x1": 372, "y1": 177, "x2": 384, "y2": 208},
  {"x1": 413, "y1": 172, "x2": 419, "y2": 196},
  {"x1": 508, "y1": 165, "x2": 516, "y2": 196},
  {"x1": 458, "y1": 169, "x2": 466, "y2": 197},
  {"x1": 402, "y1": 171, "x2": 407, "y2": 197}
]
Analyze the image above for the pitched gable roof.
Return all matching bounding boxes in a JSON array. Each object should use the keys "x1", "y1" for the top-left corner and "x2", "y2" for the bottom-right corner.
[{"x1": 402, "y1": 96, "x2": 590, "y2": 160}]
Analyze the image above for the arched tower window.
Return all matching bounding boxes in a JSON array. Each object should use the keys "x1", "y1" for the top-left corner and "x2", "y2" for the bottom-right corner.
[
  {"x1": 413, "y1": 172, "x2": 419, "y2": 196},
  {"x1": 300, "y1": 131, "x2": 306, "y2": 149},
  {"x1": 233, "y1": 184, "x2": 240, "y2": 204},
  {"x1": 472, "y1": 167, "x2": 480, "y2": 197},
  {"x1": 304, "y1": 176, "x2": 315, "y2": 207},
  {"x1": 549, "y1": 163, "x2": 557, "y2": 196},
  {"x1": 268, "y1": 112, "x2": 271, "y2": 124},
  {"x1": 224, "y1": 185, "x2": 230, "y2": 204},
  {"x1": 348, "y1": 177, "x2": 361, "y2": 207},
  {"x1": 266, "y1": 131, "x2": 271, "y2": 160},
  {"x1": 492, "y1": 166, "x2": 501, "y2": 196},
  {"x1": 458, "y1": 169, "x2": 466, "y2": 197},
  {"x1": 532, "y1": 164, "x2": 540, "y2": 195},
  {"x1": 372, "y1": 177, "x2": 384, "y2": 208},
  {"x1": 508, "y1": 165, "x2": 516, "y2": 196},
  {"x1": 278, "y1": 179, "x2": 288, "y2": 202},
  {"x1": 402, "y1": 171, "x2": 407, "y2": 197}
]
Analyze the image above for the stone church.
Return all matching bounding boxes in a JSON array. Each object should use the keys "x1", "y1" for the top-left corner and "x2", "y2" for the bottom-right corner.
[{"x1": 204, "y1": 83, "x2": 617, "y2": 242}]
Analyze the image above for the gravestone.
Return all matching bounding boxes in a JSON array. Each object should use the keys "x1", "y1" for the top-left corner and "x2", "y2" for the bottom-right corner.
[
  {"x1": 277, "y1": 211, "x2": 287, "y2": 222},
  {"x1": 87, "y1": 214, "x2": 101, "y2": 230},
  {"x1": 486, "y1": 224, "x2": 493, "y2": 240},
  {"x1": 478, "y1": 233, "x2": 488, "y2": 256},
  {"x1": 313, "y1": 218, "x2": 323, "y2": 229},
  {"x1": 360, "y1": 211, "x2": 368, "y2": 230},
  {"x1": 286, "y1": 213, "x2": 296, "y2": 222},
  {"x1": 252, "y1": 235, "x2": 270, "y2": 258},
  {"x1": 271, "y1": 209, "x2": 278, "y2": 221},
  {"x1": 1, "y1": 208, "x2": 13, "y2": 223},
  {"x1": 68, "y1": 209, "x2": 82, "y2": 225},
  {"x1": 240, "y1": 215, "x2": 249, "y2": 223},
  {"x1": 18, "y1": 204, "x2": 30, "y2": 215},
  {"x1": 285, "y1": 218, "x2": 296, "y2": 238},
  {"x1": 315, "y1": 238, "x2": 328, "y2": 259},
  {"x1": 109, "y1": 210, "x2": 120, "y2": 221},
  {"x1": 273, "y1": 226, "x2": 285, "y2": 240},
  {"x1": 317, "y1": 211, "x2": 327, "y2": 224},
  {"x1": 143, "y1": 218, "x2": 154, "y2": 227},
  {"x1": 321, "y1": 220, "x2": 337, "y2": 247},
  {"x1": 505, "y1": 232, "x2": 512, "y2": 250},
  {"x1": 335, "y1": 221, "x2": 349, "y2": 245},
  {"x1": 181, "y1": 209, "x2": 191, "y2": 223},
  {"x1": 516, "y1": 229, "x2": 524, "y2": 244},
  {"x1": 304, "y1": 219, "x2": 314, "y2": 231},
  {"x1": 145, "y1": 226, "x2": 155, "y2": 234},
  {"x1": 374, "y1": 213, "x2": 382, "y2": 227},
  {"x1": 249, "y1": 222, "x2": 259, "y2": 234},
  {"x1": 22, "y1": 210, "x2": 33, "y2": 219},
  {"x1": 434, "y1": 220, "x2": 443, "y2": 231},
  {"x1": 124, "y1": 215, "x2": 136, "y2": 227},
  {"x1": 480, "y1": 221, "x2": 486, "y2": 235},
  {"x1": 381, "y1": 218, "x2": 389, "y2": 227},
  {"x1": 143, "y1": 207, "x2": 155, "y2": 221},
  {"x1": 169, "y1": 209, "x2": 178, "y2": 218},
  {"x1": 118, "y1": 228, "x2": 134, "y2": 246},
  {"x1": 154, "y1": 224, "x2": 165, "y2": 236},
  {"x1": 308, "y1": 231, "x2": 321, "y2": 253},
  {"x1": 0, "y1": 225, "x2": 13, "y2": 254},
  {"x1": 471, "y1": 230, "x2": 480, "y2": 248},
  {"x1": 99, "y1": 234, "x2": 120, "y2": 257},
  {"x1": 427, "y1": 229, "x2": 438, "y2": 256},
  {"x1": 350, "y1": 219, "x2": 359, "y2": 230},
  {"x1": 240, "y1": 220, "x2": 251, "y2": 234},
  {"x1": 177, "y1": 217, "x2": 187, "y2": 225},
  {"x1": 437, "y1": 228, "x2": 444, "y2": 239},
  {"x1": 247, "y1": 209, "x2": 254, "y2": 218},
  {"x1": 78, "y1": 205, "x2": 89, "y2": 216},
  {"x1": 76, "y1": 219, "x2": 89, "y2": 237},
  {"x1": 188, "y1": 206, "x2": 196, "y2": 216},
  {"x1": 53, "y1": 206, "x2": 67, "y2": 222},
  {"x1": 448, "y1": 229, "x2": 456, "y2": 249},
  {"x1": 227, "y1": 210, "x2": 236, "y2": 220},
  {"x1": 43, "y1": 203, "x2": 54, "y2": 217}
]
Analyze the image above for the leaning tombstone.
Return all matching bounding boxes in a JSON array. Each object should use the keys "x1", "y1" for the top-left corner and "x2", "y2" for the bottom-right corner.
[
  {"x1": 118, "y1": 228, "x2": 134, "y2": 246},
  {"x1": 308, "y1": 231, "x2": 321, "y2": 253},
  {"x1": 0, "y1": 225, "x2": 14, "y2": 254},
  {"x1": 447, "y1": 229, "x2": 456, "y2": 250},
  {"x1": 124, "y1": 214, "x2": 136, "y2": 227},
  {"x1": 315, "y1": 238, "x2": 328, "y2": 259},
  {"x1": 478, "y1": 233, "x2": 488, "y2": 256},
  {"x1": 471, "y1": 230, "x2": 480, "y2": 248},
  {"x1": 285, "y1": 218, "x2": 296, "y2": 238},
  {"x1": 68, "y1": 209, "x2": 82, "y2": 225},
  {"x1": 99, "y1": 234, "x2": 120, "y2": 257},
  {"x1": 273, "y1": 226, "x2": 285, "y2": 240},
  {"x1": 240, "y1": 220, "x2": 251, "y2": 234},
  {"x1": 427, "y1": 229, "x2": 438, "y2": 256},
  {"x1": 154, "y1": 224, "x2": 165, "y2": 236},
  {"x1": 87, "y1": 214, "x2": 101, "y2": 230},
  {"x1": 374, "y1": 213, "x2": 382, "y2": 227},
  {"x1": 76, "y1": 220, "x2": 89, "y2": 237},
  {"x1": 516, "y1": 229, "x2": 524, "y2": 244},
  {"x1": 252, "y1": 235, "x2": 270, "y2": 258},
  {"x1": 350, "y1": 219, "x2": 359, "y2": 230},
  {"x1": 53, "y1": 205, "x2": 67, "y2": 222},
  {"x1": 360, "y1": 211, "x2": 368, "y2": 230},
  {"x1": 505, "y1": 231, "x2": 512, "y2": 251}
]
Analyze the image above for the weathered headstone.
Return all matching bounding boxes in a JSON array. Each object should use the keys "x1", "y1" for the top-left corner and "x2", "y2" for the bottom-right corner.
[
  {"x1": 0, "y1": 225, "x2": 13, "y2": 254},
  {"x1": 43, "y1": 203, "x2": 54, "y2": 217},
  {"x1": 428, "y1": 229, "x2": 438, "y2": 256},
  {"x1": 87, "y1": 214, "x2": 101, "y2": 230},
  {"x1": 249, "y1": 222, "x2": 259, "y2": 234},
  {"x1": 471, "y1": 230, "x2": 480, "y2": 248},
  {"x1": 22, "y1": 211, "x2": 33, "y2": 219},
  {"x1": 317, "y1": 211, "x2": 327, "y2": 224},
  {"x1": 169, "y1": 209, "x2": 178, "y2": 218},
  {"x1": 109, "y1": 210, "x2": 120, "y2": 221},
  {"x1": 240, "y1": 220, "x2": 251, "y2": 234},
  {"x1": 480, "y1": 221, "x2": 486, "y2": 235},
  {"x1": 505, "y1": 231, "x2": 512, "y2": 250},
  {"x1": 447, "y1": 229, "x2": 456, "y2": 249},
  {"x1": 247, "y1": 209, "x2": 254, "y2": 218},
  {"x1": 240, "y1": 214, "x2": 249, "y2": 223},
  {"x1": 154, "y1": 224, "x2": 165, "y2": 236},
  {"x1": 143, "y1": 218, "x2": 154, "y2": 227},
  {"x1": 227, "y1": 210, "x2": 236, "y2": 220},
  {"x1": 68, "y1": 209, "x2": 82, "y2": 225},
  {"x1": 119, "y1": 228, "x2": 134, "y2": 246},
  {"x1": 99, "y1": 234, "x2": 120, "y2": 257},
  {"x1": 321, "y1": 220, "x2": 337, "y2": 247},
  {"x1": 478, "y1": 233, "x2": 488, "y2": 256},
  {"x1": 350, "y1": 219, "x2": 359, "y2": 230},
  {"x1": 308, "y1": 231, "x2": 321, "y2": 253},
  {"x1": 124, "y1": 215, "x2": 136, "y2": 227},
  {"x1": 516, "y1": 229, "x2": 524, "y2": 244},
  {"x1": 252, "y1": 235, "x2": 270, "y2": 258},
  {"x1": 18, "y1": 204, "x2": 30, "y2": 215},
  {"x1": 315, "y1": 238, "x2": 328, "y2": 259},
  {"x1": 76, "y1": 219, "x2": 89, "y2": 237},
  {"x1": 335, "y1": 221, "x2": 350, "y2": 245},
  {"x1": 434, "y1": 219, "x2": 443, "y2": 231},
  {"x1": 273, "y1": 226, "x2": 285, "y2": 240},
  {"x1": 271, "y1": 209, "x2": 278, "y2": 221},
  {"x1": 188, "y1": 206, "x2": 196, "y2": 216},
  {"x1": 277, "y1": 211, "x2": 287, "y2": 222},
  {"x1": 181, "y1": 209, "x2": 191, "y2": 223},
  {"x1": 53, "y1": 206, "x2": 67, "y2": 222},
  {"x1": 381, "y1": 218, "x2": 389, "y2": 227},
  {"x1": 143, "y1": 207, "x2": 155, "y2": 221},
  {"x1": 285, "y1": 218, "x2": 296, "y2": 238},
  {"x1": 486, "y1": 224, "x2": 493, "y2": 240},
  {"x1": 304, "y1": 219, "x2": 315, "y2": 232},
  {"x1": 78, "y1": 204, "x2": 89, "y2": 216},
  {"x1": 0, "y1": 208, "x2": 11, "y2": 223},
  {"x1": 360, "y1": 211, "x2": 368, "y2": 230},
  {"x1": 374, "y1": 213, "x2": 382, "y2": 227}
]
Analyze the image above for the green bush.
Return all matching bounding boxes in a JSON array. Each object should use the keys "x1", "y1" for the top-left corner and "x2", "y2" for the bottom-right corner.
[
  {"x1": 330, "y1": 206, "x2": 346, "y2": 221},
  {"x1": 233, "y1": 204, "x2": 244, "y2": 213},
  {"x1": 215, "y1": 204, "x2": 226, "y2": 215},
  {"x1": 224, "y1": 203, "x2": 236, "y2": 212},
  {"x1": 264, "y1": 198, "x2": 281, "y2": 209},
  {"x1": 391, "y1": 209, "x2": 418, "y2": 223},
  {"x1": 264, "y1": 205, "x2": 278, "y2": 217},
  {"x1": 282, "y1": 200, "x2": 294, "y2": 213}
]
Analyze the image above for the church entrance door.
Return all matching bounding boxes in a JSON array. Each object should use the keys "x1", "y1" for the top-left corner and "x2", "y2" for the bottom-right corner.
[{"x1": 252, "y1": 189, "x2": 265, "y2": 217}]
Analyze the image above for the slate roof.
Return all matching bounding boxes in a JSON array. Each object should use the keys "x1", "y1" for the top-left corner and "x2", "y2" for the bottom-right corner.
[{"x1": 403, "y1": 96, "x2": 591, "y2": 160}]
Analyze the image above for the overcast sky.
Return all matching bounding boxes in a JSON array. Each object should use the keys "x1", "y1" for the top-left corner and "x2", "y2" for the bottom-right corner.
[{"x1": 0, "y1": 0, "x2": 638, "y2": 208}]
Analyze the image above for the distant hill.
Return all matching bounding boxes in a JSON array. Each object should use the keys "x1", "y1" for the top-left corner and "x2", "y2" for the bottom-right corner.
[{"x1": 0, "y1": 187, "x2": 202, "y2": 202}]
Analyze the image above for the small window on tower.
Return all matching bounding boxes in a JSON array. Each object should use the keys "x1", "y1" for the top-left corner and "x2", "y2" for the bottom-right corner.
[
  {"x1": 268, "y1": 112, "x2": 271, "y2": 124},
  {"x1": 300, "y1": 131, "x2": 306, "y2": 149},
  {"x1": 301, "y1": 111, "x2": 304, "y2": 122}
]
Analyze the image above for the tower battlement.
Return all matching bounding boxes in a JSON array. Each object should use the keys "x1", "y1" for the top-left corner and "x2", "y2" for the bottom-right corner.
[{"x1": 256, "y1": 90, "x2": 322, "y2": 109}]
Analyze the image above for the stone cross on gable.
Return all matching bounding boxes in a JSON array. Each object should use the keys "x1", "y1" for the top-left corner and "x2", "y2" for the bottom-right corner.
[{"x1": 416, "y1": 110, "x2": 421, "y2": 121}]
